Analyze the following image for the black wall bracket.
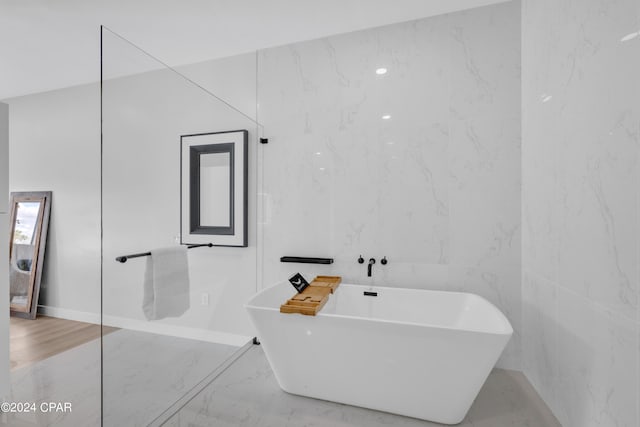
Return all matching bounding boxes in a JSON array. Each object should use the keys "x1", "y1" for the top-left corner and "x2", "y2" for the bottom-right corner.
[
  {"x1": 260, "y1": 138, "x2": 269, "y2": 144},
  {"x1": 280, "y1": 256, "x2": 333, "y2": 264}
]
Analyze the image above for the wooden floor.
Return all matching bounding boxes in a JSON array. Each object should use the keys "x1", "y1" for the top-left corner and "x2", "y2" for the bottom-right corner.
[{"x1": 10, "y1": 315, "x2": 118, "y2": 371}]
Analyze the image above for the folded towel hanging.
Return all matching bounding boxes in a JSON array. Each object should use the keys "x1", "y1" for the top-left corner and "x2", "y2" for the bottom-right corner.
[{"x1": 142, "y1": 246, "x2": 190, "y2": 320}]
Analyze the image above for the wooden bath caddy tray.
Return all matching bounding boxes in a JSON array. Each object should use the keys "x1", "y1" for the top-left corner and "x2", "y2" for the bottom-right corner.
[{"x1": 280, "y1": 276, "x2": 342, "y2": 316}]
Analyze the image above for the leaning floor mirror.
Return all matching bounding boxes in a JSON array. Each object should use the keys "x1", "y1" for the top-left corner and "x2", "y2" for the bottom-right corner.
[{"x1": 9, "y1": 191, "x2": 52, "y2": 319}]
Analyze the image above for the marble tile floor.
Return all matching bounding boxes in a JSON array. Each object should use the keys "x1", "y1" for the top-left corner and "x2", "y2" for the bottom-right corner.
[
  {"x1": 1, "y1": 329, "x2": 242, "y2": 427},
  {"x1": 165, "y1": 346, "x2": 561, "y2": 427}
]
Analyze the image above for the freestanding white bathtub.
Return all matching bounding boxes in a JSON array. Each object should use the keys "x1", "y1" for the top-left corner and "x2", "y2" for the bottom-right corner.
[{"x1": 245, "y1": 282, "x2": 512, "y2": 425}]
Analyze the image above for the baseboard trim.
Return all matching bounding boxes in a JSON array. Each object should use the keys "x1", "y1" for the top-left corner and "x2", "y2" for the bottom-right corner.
[
  {"x1": 37, "y1": 304, "x2": 251, "y2": 347},
  {"x1": 102, "y1": 315, "x2": 251, "y2": 347},
  {"x1": 37, "y1": 305, "x2": 100, "y2": 324}
]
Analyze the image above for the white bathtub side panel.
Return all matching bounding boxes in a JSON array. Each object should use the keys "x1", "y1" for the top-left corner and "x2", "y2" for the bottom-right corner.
[{"x1": 248, "y1": 308, "x2": 509, "y2": 424}]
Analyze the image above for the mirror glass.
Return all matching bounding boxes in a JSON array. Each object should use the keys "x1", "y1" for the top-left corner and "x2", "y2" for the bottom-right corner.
[
  {"x1": 9, "y1": 192, "x2": 52, "y2": 319},
  {"x1": 199, "y1": 152, "x2": 231, "y2": 227},
  {"x1": 10, "y1": 202, "x2": 41, "y2": 307},
  {"x1": 13, "y1": 201, "x2": 41, "y2": 244}
]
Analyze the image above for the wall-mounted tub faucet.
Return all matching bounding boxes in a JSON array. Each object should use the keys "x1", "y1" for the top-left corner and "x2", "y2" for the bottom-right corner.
[
  {"x1": 358, "y1": 255, "x2": 387, "y2": 277},
  {"x1": 367, "y1": 258, "x2": 376, "y2": 277}
]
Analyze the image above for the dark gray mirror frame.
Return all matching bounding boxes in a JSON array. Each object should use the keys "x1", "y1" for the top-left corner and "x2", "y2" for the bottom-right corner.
[
  {"x1": 180, "y1": 130, "x2": 248, "y2": 247},
  {"x1": 189, "y1": 142, "x2": 235, "y2": 236},
  {"x1": 9, "y1": 191, "x2": 52, "y2": 320}
]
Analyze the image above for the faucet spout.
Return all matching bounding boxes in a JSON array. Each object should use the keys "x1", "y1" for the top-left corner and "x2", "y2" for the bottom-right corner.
[{"x1": 367, "y1": 258, "x2": 376, "y2": 277}]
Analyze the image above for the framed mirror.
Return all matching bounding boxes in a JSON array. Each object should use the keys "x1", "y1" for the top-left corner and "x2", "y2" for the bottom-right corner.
[
  {"x1": 9, "y1": 191, "x2": 52, "y2": 319},
  {"x1": 181, "y1": 130, "x2": 248, "y2": 247}
]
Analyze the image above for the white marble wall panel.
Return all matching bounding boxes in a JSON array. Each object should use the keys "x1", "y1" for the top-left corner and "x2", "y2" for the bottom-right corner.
[
  {"x1": 447, "y1": 3, "x2": 521, "y2": 123},
  {"x1": 258, "y1": 1, "x2": 522, "y2": 368},
  {"x1": 258, "y1": 13, "x2": 451, "y2": 273},
  {"x1": 448, "y1": 112, "x2": 521, "y2": 368},
  {"x1": 557, "y1": 0, "x2": 639, "y2": 319},
  {"x1": 521, "y1": 0, "x2": 562, "y2": 284},
  {"x1": 522, "y1": 0, "x2": 640, "y2": 425},
  {"x1": 556, "y1": 288, "x2": 638, "y2": 427},
  {"x1": 522, "y1": 272, "x2": 557, "y2": 416}
]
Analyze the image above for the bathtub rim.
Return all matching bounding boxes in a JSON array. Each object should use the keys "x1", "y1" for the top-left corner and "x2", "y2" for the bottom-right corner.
[{"x1": 245, "y1": 282, "x2": 513, "y2": 336}]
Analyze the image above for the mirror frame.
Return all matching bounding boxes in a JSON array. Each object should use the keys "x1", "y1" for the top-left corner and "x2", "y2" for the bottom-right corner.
[
  {"x1": 9, "y1": 191, "x2": 52, "y2": 319},
  {"x1": 189, "y1": 143, "x2": 235, "y2": 236},
  {"x1": 180, "y1": 130, "x2": 248, "y2": 247}
]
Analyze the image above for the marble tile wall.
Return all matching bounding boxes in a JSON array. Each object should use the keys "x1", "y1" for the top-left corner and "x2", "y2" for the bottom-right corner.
[
  {"x1": 258, "y1": 1, "x2": 521, "y2": 369},
  {"x1": 522, "y1": 0, "x2": 640, "y2": 425}
]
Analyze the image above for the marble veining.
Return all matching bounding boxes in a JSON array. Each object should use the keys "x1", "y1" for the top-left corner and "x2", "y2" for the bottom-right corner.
[
  {"x1": 258, "y1": 0, "x2": 522, "y2": 370},
  {"x1": 522, "y1": 272, "x2": 558, "y2": 417},
  {"x1": 522, "y1": 0, "x2": 640, "y2": 425},
  {"x1": 555, "y1": 288, "x2": 638, "y2": 427}
]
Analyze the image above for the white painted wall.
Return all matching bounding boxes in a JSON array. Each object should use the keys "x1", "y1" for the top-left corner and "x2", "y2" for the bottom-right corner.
[
  {"x1": 0, "y1": 102, "x2": 9, "y2": 398},
  {"x1": 522, "y1": 0, "x2": 640, "y2": 425},
  {"x1": 259, "y1": 1, "x2": 521, "y2": 369},
  {"x1": 0, "y1": 103, "x2": 7, "y2": 213},
  {"x1": 5, "y1": 43, "x2": 259, "y2": 344},
  {"x1": 7, "y1": 85, "x2": 101, "y2": 318},
  {"x1": 100, "y1": 29, "x2": 259, "y2": 342}
]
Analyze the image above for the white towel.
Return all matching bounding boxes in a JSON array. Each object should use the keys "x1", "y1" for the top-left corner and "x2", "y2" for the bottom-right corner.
[{"x1": 142, "y1": 246, "x2": 190, "y2": 320}]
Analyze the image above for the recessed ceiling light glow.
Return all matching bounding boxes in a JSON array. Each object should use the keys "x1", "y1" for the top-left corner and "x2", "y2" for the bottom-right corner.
[
  {"x1": 620, "y1": 31, "x2": 639, "y2": 42},
  {"x1": 382, "y1": 115, "x2": 391, "y2": 120},
  {"x1": 315, "y1": 151, "x2": 322, "y2": 155},
  {"x1": 375, "y1": 67, "x2": 388, "y2": 75},
  {"x1": 319, "y1": 167, "x2": 326, "y2": 171},
  {"x1": 540, "y1": 94, "x2": 553, "y2": 103},
  {"x1": 386, "y1": 141, "x2": 395, "y2": 145}
]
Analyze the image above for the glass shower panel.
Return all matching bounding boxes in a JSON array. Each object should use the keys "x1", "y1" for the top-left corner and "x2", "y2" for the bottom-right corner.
[{"x1": 100, "y1": 27, "x2": 259, "y2": 426}]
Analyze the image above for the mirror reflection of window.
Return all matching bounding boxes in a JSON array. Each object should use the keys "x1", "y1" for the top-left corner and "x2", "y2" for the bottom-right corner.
[{"x1": 13, "y1": 201, "x2": 41, "y2": 245}]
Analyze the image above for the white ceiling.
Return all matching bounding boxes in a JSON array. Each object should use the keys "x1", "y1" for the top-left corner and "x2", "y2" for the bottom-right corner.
[{"x1": 0, "y1": 0, "x2": 508, "y2": 100}]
